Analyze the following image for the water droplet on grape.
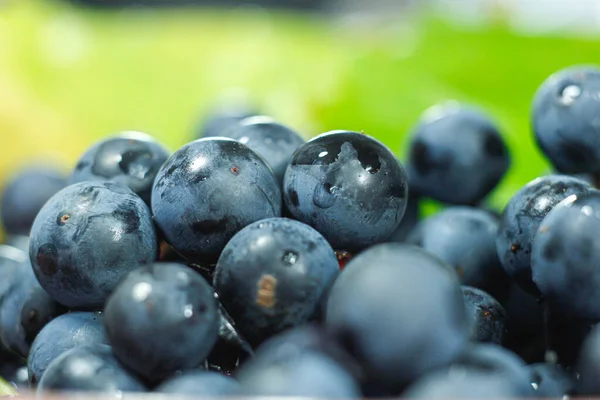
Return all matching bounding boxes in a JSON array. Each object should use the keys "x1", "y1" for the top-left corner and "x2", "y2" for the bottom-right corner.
[{"x1": 282, "y1": 250, "x2": 299, "y2": 266}]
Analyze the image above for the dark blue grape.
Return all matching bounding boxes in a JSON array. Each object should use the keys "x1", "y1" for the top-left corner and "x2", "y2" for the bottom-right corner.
[
  {"x1": 0, "y1": 245, "x2": 27, "y2": 304},
  {"x1": 235, "y1": 330, "x2": 361, "y2": 398},
  {"x1": 497, "y1": 175, "x2": 592, "y2": 295},
  {"x1": 325, "y1": 243, "x2": 469, "y2": 390},
  {"x1": 37, "y1": 344, "x2": 146, "y2": 395},
  {"x1": 406, "y1": 102, "x2": 510, "y2": 205},
  {"x1": 28, "y1": 181, "x2": 158, "y2": 309},
  {"x1": 69, "y1": 132, "x2": 170, "y2": 206},
  {"x1": 408, "y1": 206, "x2": 509, "y2": 301},
  {"x1": 28, "y1": 312, "x2": 109, "y2": 384},
  {"x1": 214, "y1": 218, "x2": 339, "y2": 347},
  {"x1": 461, "y1": 286, "x2": 507, "y2": 345},
  {"x1": 0, "y1": 245, "x2": 27, "y2": 360},
  {"x1": 531, "y1": 191, "x2": 600, "y2": 319},
  {"x1": 155, "y1": 371, "x2": 239, "y2": 396},
  {"x1": 452, "y1": 343, "x2": 534, "y2": 396},
  {"x1": 103, "y1": 263, "x2": 219, "y2": 382},
  {"x1": 226, "y1": 116, "x2": 306, "y2": 184},
  {"x1": 403, "y1": 369, "x2": 527, "y2": 399},
  {"x1": 152, "y1": 138, "x2": 281, "y2": 263},
  {"x1": 0, "y1": 165, "x2": 66, "y2": 236},
  {"x1": 283, "y1": 131, "x2": 408, "y2": 251},
  {"x1": 0, "y1": 256, "x2": 63, "y2": 358},
  {"x1": 577, "y1": 324, "x2": 600, "y2": 395},
  {"x1": 244, "y1": 325, "x2": 362, "y2": 382},
  {"x1": 532, "y1": 65, "x2": 600, "y2": 174}
]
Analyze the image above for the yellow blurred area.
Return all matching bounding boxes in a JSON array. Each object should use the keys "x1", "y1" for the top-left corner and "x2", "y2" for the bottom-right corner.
[{"x1": 0, "y1": 0, "x2": 362, "y2": 181}]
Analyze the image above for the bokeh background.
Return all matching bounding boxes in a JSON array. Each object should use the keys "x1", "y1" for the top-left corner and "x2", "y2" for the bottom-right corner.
[{"x1": 1, "y1": 0, "x2": 599, "y2": 216}]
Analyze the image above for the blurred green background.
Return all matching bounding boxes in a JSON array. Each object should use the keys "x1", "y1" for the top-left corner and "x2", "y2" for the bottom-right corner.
[{"x1": 1, "y1": 0, "x2": 599, "y2": 215}]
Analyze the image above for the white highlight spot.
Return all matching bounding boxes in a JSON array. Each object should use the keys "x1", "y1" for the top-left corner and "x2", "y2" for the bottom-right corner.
[
  {"x1": 111, "y1": 153, "x2": 123, "y2": 165},
  {"x1": 241, "y1": 115, "x2": 276, "y2": 126},
  {"x1": 15, "y1": 367, "x2": 28, "y2": 383},
  {"x1": 132, "y1": 282, "x2": 152, "y2": 302},
  {"x1": 70, "y1": 358, "x2": 95, "y2": 378},
  {"x1": 119, "y1": 131, "x2": 154, "y2": 142},
  {"x1": 561, "y1": 85, "x2": 582, "y2": 106},
  {"x1": 582, "y1": 205, "x2": 593, "y2": 216},
  {"x1": 183, "y1": 305, "x2": 193, "y2": 318},
  {"x1": 110, "y1": 226, "x2": 123, "y2": 242},
  {"x1": 188, "y1": 157, "x2": 207, "y2": 173},
  {"x1": 563, "y1": 194, "x2": 578, "y2": 207},
  {"x1": 177, "y1": 271, "x2": 189, "y2": 284},
  {"x1": 318, "y1": 151, "x2": 328, "y2": 158},
  {"x1": 255, "y1": 236, "x2": 270, "y2": 247},
  {"x1": 422, "y1": 101, "x2": 461, "y2": 123},
  {"x1": 536, "y1": 196, "x2": 551, "y2": 211}
]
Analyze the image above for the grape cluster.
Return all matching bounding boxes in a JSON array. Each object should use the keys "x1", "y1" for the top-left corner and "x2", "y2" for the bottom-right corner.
[{"x1": 1, "y1": 65, "x2": 600, "y2": 399}]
